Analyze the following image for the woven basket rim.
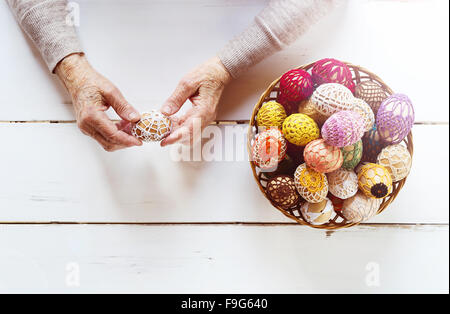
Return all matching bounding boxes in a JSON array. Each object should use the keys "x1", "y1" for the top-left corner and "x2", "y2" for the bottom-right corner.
[{"x1": 247, "y1": 61, "x2": 414, "y2": 230}]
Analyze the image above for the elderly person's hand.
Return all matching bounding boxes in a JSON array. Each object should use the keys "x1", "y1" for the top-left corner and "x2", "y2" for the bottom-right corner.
[
  {"x1": 55, "y1": 54, "x2": 142, "y2": 151},
  {"x1": 159, "y1": 57, "x2": 232, "y2": 146}
]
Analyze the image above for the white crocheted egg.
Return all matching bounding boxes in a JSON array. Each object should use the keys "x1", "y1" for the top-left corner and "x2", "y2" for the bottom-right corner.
[
  {"x1": 377, "y1": 144, "x2": 412, "y2": 182},
  {"x1": 294, "y1": 163, "x2": 328, "y2": 203},
  {"x1": 341, "y1": 192, "x2": 382, "y2": 223},
  {"x1": 352, "y1": 98, "x2": 375, "y2": 131},
  {"x1": 310, "y1": 83, "x2": 354, "y2": 117},
  {"x1": 300, "y1": 198, "x2": 335, "y2": 226},
  {"x1": 327, "y1": 169, "x2": 358, "y2": 200},
  {"x1": 132, "y1": 110, "x2": 172, "y2": 142}
]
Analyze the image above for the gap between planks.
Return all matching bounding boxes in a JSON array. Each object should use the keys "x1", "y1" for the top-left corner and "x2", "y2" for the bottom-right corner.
[{"x1": 0, "y1": 120, "x2": 447, "y2": 125}]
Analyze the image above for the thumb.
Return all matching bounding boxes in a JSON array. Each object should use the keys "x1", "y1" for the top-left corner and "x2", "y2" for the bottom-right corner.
[
  {"x1": 103, "y1": 87, "x2": 140, "y2": 122},
  {"x1": 161, "y1": 79, "x2": 197, "y2": 116}
]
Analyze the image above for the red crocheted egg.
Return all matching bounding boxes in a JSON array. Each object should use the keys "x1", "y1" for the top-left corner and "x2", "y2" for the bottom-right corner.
[
  {"x1": 312, "y1": 58, "x2": 355, "y2": 93},
  {"x1": 322, "y1": 111, "x2": 365, "y2": 148},
  {"x1": 252, "y1": 128, "x2": 287, "y2": 170},
  {"x1": 304, "y1": 139, "x2": 343, "y2": 173},
  {"x1": 277, "y1": 69, "x2": 314, "y2": 114}
]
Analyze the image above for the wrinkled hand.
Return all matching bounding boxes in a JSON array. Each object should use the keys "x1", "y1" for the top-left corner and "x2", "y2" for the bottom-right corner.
[
  {"x1": 160, "y1": 57, "x2": 232, "y2": 146},
  {"x1": 55, "y1": 54, "x2": 142, "y2": 151}
]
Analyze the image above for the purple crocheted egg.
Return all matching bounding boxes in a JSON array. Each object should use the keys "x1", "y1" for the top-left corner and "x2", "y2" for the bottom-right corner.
[
  {"x1": 322, "y1": 111, "x2": 365, "y2": 148},
  {"x1": 376, "y1": 94, "x2": 415, "y2": 144}
]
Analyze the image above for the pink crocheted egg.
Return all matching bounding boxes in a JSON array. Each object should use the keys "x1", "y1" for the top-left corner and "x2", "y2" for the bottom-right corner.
[
  {"x1": 376, "y1": 94, "x2": 415, "y2": 144},
  {"x1": 312, "y1": 58, "x2": 355, "y2": 93},
  {"x1": 252, "y1": 128, "x2": 287, "y2": 170},
  {"x1": 278, "y1": 69, "x2": 314, "y2": 103},
  {"x1": 322, "y1": 111, "x2": 365, "y2": 148},
  {"x1": 303, "y1": 139, "x2": 343, "y2": 173}
]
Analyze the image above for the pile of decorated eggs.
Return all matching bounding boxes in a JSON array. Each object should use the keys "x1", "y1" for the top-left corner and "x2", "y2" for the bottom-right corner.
[{"x1": 253, "y1": 58, "x2": 414, "y2": 226}]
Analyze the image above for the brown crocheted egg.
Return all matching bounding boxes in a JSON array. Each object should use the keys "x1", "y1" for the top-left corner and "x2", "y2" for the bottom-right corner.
[
  {"x1": 297, "y1": 99, "x2": 328, "y2": 126},
  {"x1": 294, "y1": 163, "x2": 328, "y2": 203},
  {"x1": 354, "y1": 81, "x2": 388, "y2": 114},
  {"x1": 304, "y1": 139, "x2": 343, "y2": 173},
  {"x1": 361, "y1": 126, "x2": 388, "y2": 162},
  {"x1": 310, "y1": 83, "x2": 354, "y2": 117},
  {"x1": 327, "y1": 169, "x2": 358, "y2": 200},
  {"x1": 266, "y1": 175, "x2": 300, "y2": 209},
  {"x1": 341, "y1": 192, "x2": 382, "y2": 223},
  {"x1": 132, "y1": 110, "x2": 172, "y2": 142},
  {"x1": 358, "y1": 163, "x2": 393, "y2": 199},
  {"x1": 377, "y1": 144, "x2": 412, "y2": 182},
  {"x1": 300, "y1": 198, "x2": 334, "y2": 226}
]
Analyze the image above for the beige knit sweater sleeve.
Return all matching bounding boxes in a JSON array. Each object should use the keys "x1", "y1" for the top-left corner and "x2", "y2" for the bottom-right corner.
[
  {"x1": 219, "y1": 0, "x2": 338, "y2": 78},
  {"x1": 7, "y1": 0, "x2": 83, "y2": 72}
]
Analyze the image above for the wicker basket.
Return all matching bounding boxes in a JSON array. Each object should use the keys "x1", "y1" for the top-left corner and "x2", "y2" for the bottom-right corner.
[{"x1": 248, "y1": 61, "x2": 414, "y2": 230}]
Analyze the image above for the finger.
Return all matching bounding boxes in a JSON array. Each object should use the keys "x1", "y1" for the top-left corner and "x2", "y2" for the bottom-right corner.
[
  {"x1": 161, "y1": 125, "x2": 189, "y2": 147},
  {"x1": 161, "y1": 79, "x2": 197, "y2": 116},
  {"x1": 115, "y1": 119, "x2": 133, "y2": 135},
  {"x1": 103, "y1": 87, "x2": 140, "y2": 122},
  {"x1": 91, "y1": 112, "x2": 142, "y2": 147},
  {"x1": 90, "y1": 131, "x2": 124, "y2": 152}
]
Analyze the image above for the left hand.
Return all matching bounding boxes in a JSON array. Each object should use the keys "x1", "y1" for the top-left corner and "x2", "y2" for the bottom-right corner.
[{"x1": 160, "y1": 57, "x2": 232, "y2": 146}]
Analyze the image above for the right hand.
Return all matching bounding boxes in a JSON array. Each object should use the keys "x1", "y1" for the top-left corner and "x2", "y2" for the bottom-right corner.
[{"x1": 55, "y1": 53, "x2": 142, "y2": 152}]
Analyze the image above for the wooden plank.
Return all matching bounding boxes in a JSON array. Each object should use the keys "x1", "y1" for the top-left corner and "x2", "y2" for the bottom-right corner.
[
  {"x1": 0, "y1": 224, "x2": 447, "y2": 293},
  {"x1": 0, "y1": 123, "x2": 447, "y2": 224},
  {"x1": 1, "y1": 0, "x2": 448, "y2": 122}
]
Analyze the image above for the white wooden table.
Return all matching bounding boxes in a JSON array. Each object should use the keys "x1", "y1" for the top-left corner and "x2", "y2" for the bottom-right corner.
[{"x1": 0, "y1": 0, "x2": 448, "y2": 293}]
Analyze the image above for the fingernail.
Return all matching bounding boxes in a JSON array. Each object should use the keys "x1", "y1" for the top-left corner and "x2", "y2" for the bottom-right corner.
[{"x1": 129, "y1": 112, "x2": 139, "y2": 121}]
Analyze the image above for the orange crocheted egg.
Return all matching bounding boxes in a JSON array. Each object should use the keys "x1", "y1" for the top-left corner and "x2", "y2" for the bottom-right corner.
[
  {"x1": 300, "y1": 198, "x2": 335, "y2": 225},
  {"x1": 358, "y1": 163, "x2": 393, "y2": 199},
  {"x1": 252, "y1": 128, "x2": 287, "y2": 170},
  {"x1": 303, "y1": 139, "x2": 343, "y2": 173},
  {"x1": 294, "y1": 163, "x2": 328, "y2": 203},
  {"x1": 282, "y1": 113, "x2": 320, "y2": 146},
  {"x1": 132, "y1": 110, "x2": 172, "y2": 142}
]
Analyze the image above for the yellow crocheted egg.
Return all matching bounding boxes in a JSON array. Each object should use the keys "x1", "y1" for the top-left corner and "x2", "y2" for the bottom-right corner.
[
  {"x1": 310, "y1": 83, "x2": 354, "y2": 117},
  {"x1": 294, "y1": 163, "x2": 328, "y2": 203},
  {"x1": 377, "y1": 144, "x2": 412, "y2": 182},
  {"x1": 297, "y1": 99, "x2": 328, "y2": 126},
  {"x1": 303, "y1": 139, "x2": 343, "y2": 173},
  {"x1": 282, "y1": 113, "x2": 320, "y2": 146},
  {"x1": 300, "y1": 198, "x2": 334, "y2": 225},
  {"x1": 132, "y1": 110, "x2": 172, "y2": 142},
  {"x1": 341, "y1": 192, "x2": 382, "y2": 223},
  {"x1": 358, "y1": 163, "x2": 393, "y2": 199},
  {"x1": 327, "y1": 169, "x2": 358, "y2": 199},
  {"x1": 256, "y1": 101, "x2": 287, "y2": 129},
  {"x1": 352, "y1": 98, "x2": 375, "y2": 131}
]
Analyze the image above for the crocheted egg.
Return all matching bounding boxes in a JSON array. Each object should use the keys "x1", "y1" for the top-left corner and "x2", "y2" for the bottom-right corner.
[
  {"x1": 297, "y1": 99, "x2": 328, "y2": 126},
  {"x1": 132, "y1": 110, "x2": 172, "y2": 142},
  {"x1": 377, "y1": 144, "x2": 412, "y2": 182},
  {"x1": 286, "y1": 141, "x2": 305, "y2": 165},
  {"x1": 294, "y1": 163, "x2": 328, "y2": 203},
  {"x1": 341, "y1": 192, "x2": 382, "y2": 223},
  {"x1": 310, "y1": 83, "x2": 354, "y2": 117},
  {"x1": 352, "y1": 98, "x2": 375, "y2": 132},
  {"x1": 327, "y1": 169, "x2": 358, "y2": 199},
  {"x1": 341, "y1": 140, "x2": 363, "y2": 170},
  {"x1": 358, "y1": 163, "x2": 393, "y2": 199},
  {"x1": 266, "y1": 175, "x2": 300, "y2": 209},
  {"x1": 304, "y1": 139, "x2": 343, "y2": 173},
  {"x1": 311, "y1": 58, "x2": 355, "y2": 93},
  {"x1": 256, "y1": 101, "x2": 287, "y2": 129},
  {"x1": 252, "y1": 128, "x2": 287, "y2": 170},
  {"x1": 376, "y1": 94, "x2": 415, "y2": 144},
  {"x1": 300, "y1": 198, "x2": 334, "y2": 226},
  {"x1": 282, "y1": 114, "x2": 320, "y2": 146},
  {"x1": 361, "y1": 126, "x2": 387, "y2": 162},
  {"x1": 278, "y1": 69, "x2": 314, "y2": 104},
  {"x1": 354, "y1": 81, "x2": 388, "y2": 114},
  {"x1": 322, "y1": 111, "x2": 365, "y2": 147}
]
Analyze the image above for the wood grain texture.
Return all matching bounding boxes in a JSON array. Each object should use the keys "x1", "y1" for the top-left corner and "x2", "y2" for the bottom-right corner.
[
  {"x1": 0, "y1": 224, "x2": 447, "y2": 293},
  {"x1": 0, "y1": 0, "x2": 448, "y2": 122},
  {"x1": 0, "y1": 123, "x2": 447, "y2": 224}
]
